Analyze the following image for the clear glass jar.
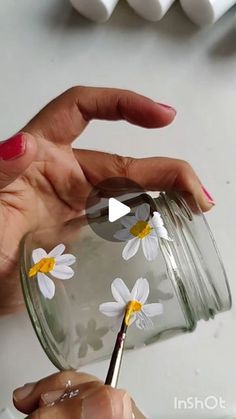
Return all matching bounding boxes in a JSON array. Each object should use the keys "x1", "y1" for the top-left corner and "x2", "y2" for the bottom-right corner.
[{"x1": 20, "y1": 192, "x2": 231, "y2": 370}]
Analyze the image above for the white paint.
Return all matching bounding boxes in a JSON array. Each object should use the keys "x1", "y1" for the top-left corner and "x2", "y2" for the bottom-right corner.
[
  {"x1": 70, "y1": 0, "x2": 120, "y2": 22},
  {"x1": 126, "y1": 0, "x2": 176, "y2": 21},
  {"x1": 180, "y1": 0, "x2": 236, "y2": 26},
  {"x1": 108, "y1": 198, "x2": 130, "y2": 222}
]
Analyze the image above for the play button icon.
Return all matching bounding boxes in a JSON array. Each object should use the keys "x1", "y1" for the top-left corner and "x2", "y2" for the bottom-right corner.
[
  {"x1": 85, "y1": 177, "x2": 146, "y2": 242},
  {"x1": 108, "y1": 198, "x2": 131, "y2": 222}
]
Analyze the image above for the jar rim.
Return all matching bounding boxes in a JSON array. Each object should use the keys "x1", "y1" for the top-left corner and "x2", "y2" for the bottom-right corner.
[{"x1": 154, "y1": 192, "x2": 232, "y2": 324}]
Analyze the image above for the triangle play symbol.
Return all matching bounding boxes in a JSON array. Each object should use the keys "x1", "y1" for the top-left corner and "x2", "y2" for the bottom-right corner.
[{"x1": 108, "y1": 198, "x2": 131, "y2": 223}]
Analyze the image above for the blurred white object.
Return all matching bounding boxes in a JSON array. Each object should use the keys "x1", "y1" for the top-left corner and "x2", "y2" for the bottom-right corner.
[
  {"x1": 70, "y1": 0, "x2": 119, "y2": 22},
  {"x1": 126, "y1": 0, "x2": 176, "y2": 21},
  {"x1": 0, "y1": 409, "x2": 16, "y2": 419},
  {"x1": 180, "y1": 0, "x2": 236, "y2": 26}
]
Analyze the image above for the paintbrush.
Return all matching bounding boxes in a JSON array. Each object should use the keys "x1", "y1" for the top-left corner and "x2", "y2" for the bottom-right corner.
[{"x1": 105, "y1": 302, "x2": 134, "y2": 388}]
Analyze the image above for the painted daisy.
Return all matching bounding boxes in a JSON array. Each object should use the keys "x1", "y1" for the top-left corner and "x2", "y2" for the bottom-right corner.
[
  {"x1": 75, "y1": 319, "x2": 109, "y2": 358},
  {"x1": 114, "y1": 203, "x2": 171, "y2": 261},
  {"x1": 99, "y1": 277, "x2": 163, "y2": 329},
  {"x1": 28, "y1": 244, "x2": 76, "y2": 300}
]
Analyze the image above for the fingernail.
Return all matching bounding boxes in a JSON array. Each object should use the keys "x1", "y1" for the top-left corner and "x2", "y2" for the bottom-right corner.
[
  {"x1": 122, "y1": 392, "x2": 133, "y2": 419},
  {"x1": 13, "y1": 382, "x2": 36, "y2": 401},
  {"x1": 0, "y1": 133, "x2": 26, "y2": 161},
  {"x1": 202, "y1": 186, "x2": 215, "y2": 204},
  {"x1": 157, "y1": 102, "x2": 177, "y2": 114},
  {"x1": 41, "y1": 389, "x2": 65, "y2": 405}
]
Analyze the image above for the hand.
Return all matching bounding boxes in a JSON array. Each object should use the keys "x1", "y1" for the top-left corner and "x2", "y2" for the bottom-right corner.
[
  {"x1": 13, "y1": 371, "x2": 146, "y2": 419},
  {"x1": 0, "y1": 86, "x2": 213, "y2": 315}
]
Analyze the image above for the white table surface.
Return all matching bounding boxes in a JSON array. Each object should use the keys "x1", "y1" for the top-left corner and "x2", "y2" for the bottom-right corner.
[{"x1": 0, "y1": 1, "x2": 236, "y2": 418}]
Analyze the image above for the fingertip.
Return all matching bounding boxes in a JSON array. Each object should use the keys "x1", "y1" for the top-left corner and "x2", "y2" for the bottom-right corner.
[
  {"x1": 195, "y1": 185, "x2": 215, "y2": 213},
  {"x1": 0, "y1": 132, "x2": 38, "y2": 190},
  {"x1": 155, "y1": 102, "x2": 177, "y2": 116},
  {"x1": 200, "y1": 198, "x2": 215, "y2": 213},
  {"x1": 192, "y1": 190, "x2": 215, "y2": 213},
  {"x1": 149, "y1": 102, "x2": 177, "y2": 128},
  {"x1": 22, "y1": 131, "x2": 38, "y2": 159},
  {"x1": 201, "y1": 186, "x2": 215, "y2": 206}
]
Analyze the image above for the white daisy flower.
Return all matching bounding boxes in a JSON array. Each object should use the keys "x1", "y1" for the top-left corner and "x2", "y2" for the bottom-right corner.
[
  {"x1": 114, "y1": 203, "x2": 171, "y2": 261},
  {"x1": 28, "y1": 244, "x2": 76, "y2": 300},
  {"x1": 99, "y1": 277, "x2": 163, "y2": 330}
]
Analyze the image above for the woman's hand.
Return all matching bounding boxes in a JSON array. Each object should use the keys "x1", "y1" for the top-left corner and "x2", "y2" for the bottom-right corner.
[
  {"x1": 0, "y1": 86, "x2": 214, "y2": 315},
  {"x1": 13, "y1": 371, "x2": 145, "y2": 418}
]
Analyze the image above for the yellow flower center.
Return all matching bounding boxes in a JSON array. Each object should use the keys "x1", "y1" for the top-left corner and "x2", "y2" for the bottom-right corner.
[
  {"x1": 29, "y1": 257, "x2": 56, "y2": 278},
  {"x1": 130, "y1": 220, "x2": 152, "y2": 239},
  {"x1": 125, "y1": 300, "x2": 142, "y2": 326}
]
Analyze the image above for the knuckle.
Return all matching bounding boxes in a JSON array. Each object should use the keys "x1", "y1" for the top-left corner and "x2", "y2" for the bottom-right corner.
[
  {"x1": 54, "y1": 371, "x2": 76, "y2": 388},
  {"x1": 62, "y1": 86, "x2": 85, "y2": 103},
  {"x1": 112, "y1": 154, "x2": 134, "y2": 177},
  {"x1": 65, "y1": 86, "x2": 81, "y2": 96},
  {"x1": 53, "y1": 371, "x2": 97, "y2": 389},
  {"x1": 177, "y1": 159, "x2": 192, "y2": 173}
]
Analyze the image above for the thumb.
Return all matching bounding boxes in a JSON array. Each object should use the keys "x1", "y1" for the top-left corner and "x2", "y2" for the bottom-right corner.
[
  {"x1": 0, "y1": 132, "x2": 37, "y2": 189},
  {"x1": 27, "y1": 387, "x2": 133, "y2": 419}
]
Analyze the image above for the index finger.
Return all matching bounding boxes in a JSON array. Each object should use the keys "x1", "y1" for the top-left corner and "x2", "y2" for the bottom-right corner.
[
  {"x1": 24, "y1": 86, "x2": 176, "y2": 144},
  {"x1": 13, "y1": 371, "x2": 100, "y2": 414}
]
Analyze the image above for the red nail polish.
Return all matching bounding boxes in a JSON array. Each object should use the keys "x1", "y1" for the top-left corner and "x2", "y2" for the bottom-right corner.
[
  {"x1": 0, "y1": 133, "x2": 26, "y2": 161},
  {"x1": 157, "y1": 103, "x2": 177, "y2": 114},
  {"x1": 202, "y1": 186, "x2": 215, "y2": 204}
]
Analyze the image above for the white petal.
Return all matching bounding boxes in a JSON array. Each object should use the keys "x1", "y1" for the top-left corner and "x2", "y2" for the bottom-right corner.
[
  {"x1": 131, "y1": 278, "x2": 149, "y2": 304},
  {"x1": 142, "y1": 236, "x2": 159, "y2": 261},
  {"x1": 129, "y1": 315, "x2": 137, "y2": 326},
  {"x1": 158, "y1": 226, "x2": 172, "y2": 241},
  {"x1": 120, "y1": 216, "x2": 136, "y2": 228},
  {"x1": 111, "y1": 278, "x2": 131, "y2": 303},
  {"x1": 99, "y1": 302, "x2": 124, "y2": 317},
  {"x1": 150, "y1": 223, "x2": 171, "y2": 241},
  {"x1": 149, "y1": 229, "x2": 157, "y2": 238},
  {"x1": 135, "y1": 203, "x2": 150, "y2": 221},
  {"x1": 122, "y1": 238, "x2": 140, "y2": 261},
  {"x1": 51, "y1": 265, "x2": 74, "y2": 280},
  {"x1": 55, "y1": 254, "x2": 76, "y2": 266},
  {"x1": 32, "y1": 248, "x2": 47, "y2": 263},
  {"x1": 111, "y1": 314, "x2": 124, "y2": 332},
  {"x1": 136, "y1": 312, "x2": 153, "y2": 329},
  {"x1": 114, "y1": 229, "x2": 132, "y2": 241},
  {"x1": 142, "y1": 303, "x2": 163, "y2": 317},
  {"x1": 151, "y1": 212, "x2": 164, "y2": 228},
  {"x1": 48, "y1": 244, "x2": 66, "y2": 258},
  {"x1": 151, "y1": 213, "x2": 171, "y2": 240},
  {"x1": 37, "y1": 272, "x2": 55, "y2": 299}
]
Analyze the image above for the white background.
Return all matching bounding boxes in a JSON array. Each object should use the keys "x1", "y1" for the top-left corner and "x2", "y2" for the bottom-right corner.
[{"x1": 0, "y1": 1, "x2": 236, "y2": 418}]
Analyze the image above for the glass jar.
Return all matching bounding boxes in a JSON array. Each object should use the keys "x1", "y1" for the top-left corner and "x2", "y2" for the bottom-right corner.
[{"x1": 20, "y1": 192, "x2": 232, "y2": 371}]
